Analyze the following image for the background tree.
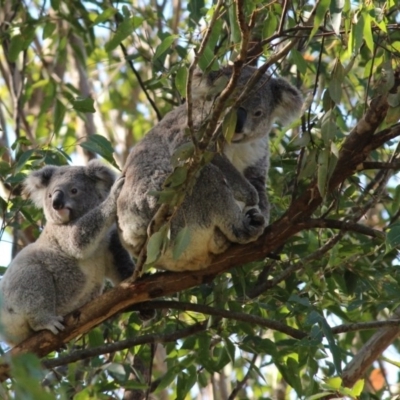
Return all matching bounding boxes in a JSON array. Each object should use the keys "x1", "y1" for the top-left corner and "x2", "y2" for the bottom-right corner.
[{"x1": 1, "y1": 0, "x2": 400, "y2": 399}]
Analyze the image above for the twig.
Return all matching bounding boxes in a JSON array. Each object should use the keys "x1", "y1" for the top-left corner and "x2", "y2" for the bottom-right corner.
[
  {"x1": 332, "y1": 319, "x2": 400, "y2": 334},
  {"x1": 119, "y1": 42, "x2": 162, "y2": 121},
  {"x1": 228, "y1": 353, "x2": 257, "y2": 400},
  {"x1": 127, "y1": 300, "x2": 307, "y2": 340},
  {"x1": 296, "y1": 218, "x2": 385, "y2": 239},
  {"x1": 359, "y1": 161, "x2": 400, "y2": 170}
]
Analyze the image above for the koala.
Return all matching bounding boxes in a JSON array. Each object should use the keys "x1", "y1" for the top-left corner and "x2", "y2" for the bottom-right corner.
[
  {"x1": 117, "y1": 65, "x2": 303, "y2": 271},
  {"x1": 0, "y1": 160, "x2": 134, "y2": 346}
]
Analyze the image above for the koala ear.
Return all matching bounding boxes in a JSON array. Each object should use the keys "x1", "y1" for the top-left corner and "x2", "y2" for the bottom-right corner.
[
  {"x1": 86, "y1": 159, "x2": 116, "y2": 198},
  {"x1": 23, "y1": 166, "x2": 58, "y2": 208},
  {"x1": 270, "y1": 78, "x2": 304, "y2": 126},
  {"x1": 191, "y1": 67, "x2": 230, "y2": 101}
]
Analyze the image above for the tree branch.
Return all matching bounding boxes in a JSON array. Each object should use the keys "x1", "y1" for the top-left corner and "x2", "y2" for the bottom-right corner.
[
  {"x1": 228, "y1": 353, "x2": 257, "y2": 400},
  {"x1": 127, "y1": 300, "x2": 307, "y2": 340},
  {"x1": 296, "y1": 219, "x2": 385, "y2": 239},
  {"x1": 41, "y1": 321, "x2": 207, "y2": 370},
  {"x1": 342, "y1": 306, "x2": 400, "y2": 388},
  {"x1": 119, "y1": 41, "x2": 162, "y2": 122}
]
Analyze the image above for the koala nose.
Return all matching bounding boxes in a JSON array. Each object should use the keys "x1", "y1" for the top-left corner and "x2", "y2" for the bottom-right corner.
[
  {"x1": 235, "y1": 107, "x2": 247, "y2": 133},
  {"x1": 52, "y1": 191, "x2": 65, "y2": 210}
]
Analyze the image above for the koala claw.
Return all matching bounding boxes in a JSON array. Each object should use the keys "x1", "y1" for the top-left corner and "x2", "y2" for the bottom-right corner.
[
  {"x1": 43, "y1": 315, "x2": 65, "y2": 335},
  {"x1": 245, "y1": 208, "x2": 265, "y2": 227}
]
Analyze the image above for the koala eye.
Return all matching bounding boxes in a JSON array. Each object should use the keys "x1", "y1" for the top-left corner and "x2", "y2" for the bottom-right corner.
[
  {"x1": 48, "y1": 193, "x2": 52, "y2": 198},
  {"x1": 254, "y1": 110, "x2": 263, "y2": 117},
  {"x1": 71, "y1": 188, "x2": 78, "y2": 194}
]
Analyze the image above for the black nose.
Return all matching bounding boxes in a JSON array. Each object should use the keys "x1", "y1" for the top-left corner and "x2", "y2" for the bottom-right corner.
[
  {"x1": 52, "y1": 191, "x2": 65, "y2": 210},
  {"x1": 235, "y1": 107, "x2": 247, "y2": 133}
]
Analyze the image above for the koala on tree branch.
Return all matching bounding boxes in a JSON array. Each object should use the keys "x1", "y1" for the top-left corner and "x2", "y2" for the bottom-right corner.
[
  {"x1": 117, "y1": 65, "x2": 303, "y2": 271},
  {"x1": 0, "y1": 160, "x2": 134, "y2": 346}
]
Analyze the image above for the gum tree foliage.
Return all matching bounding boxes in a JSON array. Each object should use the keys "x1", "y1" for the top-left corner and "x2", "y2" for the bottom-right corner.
[{"x1": 1, "y1": 0, "x2": 400, "y2": 399}]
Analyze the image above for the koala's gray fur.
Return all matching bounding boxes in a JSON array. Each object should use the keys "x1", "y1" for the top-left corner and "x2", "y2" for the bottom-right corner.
[
  {"x1": 117, "y1": 65, "x2": 303, "y2": 271},
  {"x1": 0, "y1": 160, "x2": 134, "y2": 346}
]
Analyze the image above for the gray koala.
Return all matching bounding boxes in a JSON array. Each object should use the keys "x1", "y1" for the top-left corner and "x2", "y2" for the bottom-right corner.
[
  {"x1": 117, "y1": 65, "x2": 303, "y2": 271},
  {"x1": 0, "y1": 160, "x2": 134, "y2": 346}
]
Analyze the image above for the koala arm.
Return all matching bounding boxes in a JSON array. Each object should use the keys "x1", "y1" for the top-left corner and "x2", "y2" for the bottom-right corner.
[
  {"x1": 105, "y1": 227, "x2": 135, "y2": 284},
  {"x1": 52, "y1": 177, "x2": 124, "y2": 259},
  {"x1": 243, "y1": 156, "x2": 270, "y2": 223},
  {"x1": 211, "y1": 154, "x2": 259, "y2": 206}
]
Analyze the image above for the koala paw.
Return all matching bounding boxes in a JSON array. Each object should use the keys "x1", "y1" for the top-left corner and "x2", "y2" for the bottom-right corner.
[
  {"x1": 40, "y1": 315, "x2": 65, "y2": 335},
  {"x1": 245, "y1": 208, "x2": 265, "y2": 227},
  {"x1": 243, "y1": 208, "x2": 266, "y2": 239}
]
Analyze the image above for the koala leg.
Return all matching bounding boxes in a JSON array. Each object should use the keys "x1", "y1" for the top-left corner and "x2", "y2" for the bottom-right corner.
[
  {"x1": 183, "y1": 162, "x2": 266, "y2": 249},
  {"x1": 2, "y1": 265, "x2": 65, "y2": 339}
]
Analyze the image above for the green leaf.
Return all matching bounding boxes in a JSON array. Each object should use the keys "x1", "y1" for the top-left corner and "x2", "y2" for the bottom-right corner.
[
  {"x1": 306, "y1": 392, "x2": 334, "y2": 400},
  {"x1": 172, "y1": 226, "x2": 191, "y2": 260},
  {"x1": 228, "y1": 1, "x2": 241, "y2": 43},
  {"x1": 79, "y1": 134, "x2": 119, "y2": 168},
  {"x1": 92, "y1": 8, "x2": 116, "y2": 25},
  {"x1": 309, "y1": 0, "x2": 330, "y2": 41},
  {"x1": 319, "y1": 318, "x2": 342, "y2": 373},
  {"x1": 317, "y1": 148, "x2": 330, "y2": 198},
  {"x1": 175, "y1": 66, "x2": 188, "y2": 98},
  {"x1": 328, "y1": 60, "x2": 344, "y2": 104},
  {"x1": 329, "y1": 0, "x2": 344, "y2": 35},
  {"x1": 72, "y1": 97, "x2": 96, "y2": 113},
  {"x1": 88, "y1": 328, "x2": 104, "y2": 348},
  {"x1": 262, "y1": 11, "x2": 278, "y2": 39},
  {"x1": 170, "y1": 142, "x2": 195, "y2": 167},
  {"x1": 154, "y1": 366, "x2": 179, "y2": 393},
  {"x1": 351, "y1": 379, "x2": 364, "y2": 396},
  {"x1": 53, "y1": 100, "x2": 66, "y2": 134},
  {"x1": 321, "y1": 110, "x2": 337, "y2": 145},
  {"x1": 164, "y1": 166, "x2": 188, "y2": 188},
  {"x1": 187, "y1": 0, "x2": 205, "y2": 26},
  {"x1": 386, "y1": 223, "x2": 400, "y2": 253},
  {"x1": 198, "y1": 45, "x2": 218, "y2": 71},
  {"x1": 176, "y1": 371, "x2": 190, "y2": 400},
  {"x1": 154, "y1": 35, "x2": 178, "y2": 61},
  {"x1": 8, "y1": 35, "x2": 24, "y2": 62},
  {"x1": 42, "y1": 22, "x2": 56, "y2": 40},
  {"x1": 15, "y1": 150, "x2": 34, "y2": 173},
  {"x1": 146, "y1": 230, "x2": 168, "y2": 265},
  {"x1": 362, "y1": 11, "x2": 374, "y2": 53},
  {"x1": 222, "y1": 109, "x2": 237, "y2": 143},
  {"x1": 105, "y1": 17, "x2": 139, "y2": 52},
  {"x1": 291, "y1": 49, "x2": 308, "y2": 74}
]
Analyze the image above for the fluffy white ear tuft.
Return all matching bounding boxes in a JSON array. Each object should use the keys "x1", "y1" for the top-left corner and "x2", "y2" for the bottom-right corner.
[
  {"x1": 23, "y1": 166, "x2": 58, "y2": 209},
  {"x1": 271, "y1": 78, "x2": 304, "y2": 126},
  {"x1": 86, "y1": 160, "x2": 116, "y2": 199}
]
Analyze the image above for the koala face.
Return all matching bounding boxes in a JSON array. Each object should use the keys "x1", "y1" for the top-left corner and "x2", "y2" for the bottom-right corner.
[
  {"x1": 23, "y1": 160, "x2": 116, "y2": 225},
  {"x1": 194, "y1": 66, "x2": 303, "y2": 144}
]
